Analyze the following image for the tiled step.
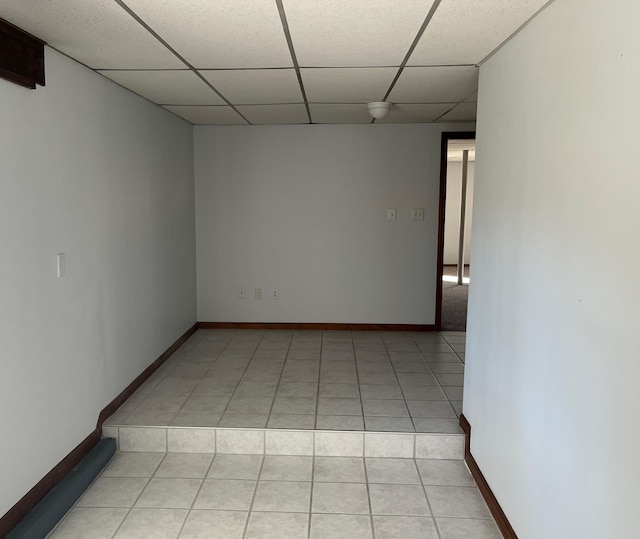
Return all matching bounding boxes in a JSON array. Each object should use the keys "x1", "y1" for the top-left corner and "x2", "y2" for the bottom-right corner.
[{"x1": 102, "y1": 425, "x2": 464, "y2": 460}]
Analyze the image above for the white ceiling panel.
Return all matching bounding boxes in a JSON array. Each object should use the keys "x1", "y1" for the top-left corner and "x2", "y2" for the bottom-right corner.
[
  {"x1": 284, "y1": 0, "x2": 436, "y2": 67},
  {"x1": 202, "y1": 69, "x2": 302, "y2": 105},
  {"x1": 302, "y1": 68, "x2": 397, "y2": 103},
  {"x1": 388, "y1": 66, "x2": 478, "y2": 103},
  {"x1": 408, "y1": 0, "x2": 549, "y2": 65},
  {"x1": 463, "y1": 91, "x2": 478, "y2": 103},
  {"x1": 378, "y1": 103, "x2": 455, "y2": 124},
  {"x1": 437, "y1": 102, "x2": 477, "y2": 122},
  {"x1": 163, "y1": 106, "x2": 247, "y2": 125},
  {"x1": 99, "y1": 70, "x2": 225, "y2": 105},
  {"x1": 0, "y1": 0, "x2": 183, "y2": 69},
  {"x1": 309, "y1": 104, "x2": 373, "y2": 124},
  {"x1": 124, "y1": 0, "x2": 293, "y2": 68},
  {"x1": 236, "y1": 104, "x2": 309, "y2": 125}
]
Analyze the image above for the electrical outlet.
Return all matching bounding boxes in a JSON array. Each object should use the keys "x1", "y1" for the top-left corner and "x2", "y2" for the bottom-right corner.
[
  {"x1": 387, "y1": 208, "x2": 397, "y2": 221},
  {"x1": 272, "y1": 289, "x2": 279, "y2": 300},
  {"x1": 411, "y1": 208, "x2": 425, "y2": 221},
  {"x1": 238, "y1": 287, "x2": 246, "y2": 299},
  {"x1": 255, "y1": 288, "x2": 262, "y2": 300}
]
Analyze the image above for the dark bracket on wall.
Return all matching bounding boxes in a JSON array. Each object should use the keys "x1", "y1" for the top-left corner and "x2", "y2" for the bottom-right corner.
[{"x1": 0, "y1": 18, "x2": 45, "y2": 89}]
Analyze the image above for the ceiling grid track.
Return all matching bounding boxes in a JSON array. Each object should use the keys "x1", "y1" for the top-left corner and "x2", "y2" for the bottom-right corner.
[
  {"x1": 113, "y1": 0, "x2": 253, "y2": 124},
  {"x1": 274, "y1": 0, "x2": 312, "y2": 124}
]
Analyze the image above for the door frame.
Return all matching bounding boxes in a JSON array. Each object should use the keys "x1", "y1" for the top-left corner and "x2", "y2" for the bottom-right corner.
[{"x1": 434, "y1": 131, "x2": 476, "y2": 331}]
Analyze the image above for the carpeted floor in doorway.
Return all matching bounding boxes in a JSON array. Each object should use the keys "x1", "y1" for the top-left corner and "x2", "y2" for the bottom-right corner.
[{"x1": 442, "y1": 265, "x2": 469, "y2": 332}]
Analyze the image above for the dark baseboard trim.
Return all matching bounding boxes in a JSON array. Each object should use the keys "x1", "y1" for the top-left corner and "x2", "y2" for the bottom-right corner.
[
  {"x1": 96, "y1": 322, "x2": 199, "y2": 430},
  {"x1": 459, "y1": 414, "x2": 518, "y2": 539},
  {"x1": 0, "y1": 430, "x2": 100, "y2": 537},
  {"x1": 0, "y1": 322, "x2": 198, "y2": 537},
  {"x1": 198, "y1": 322, "x2": 436, "y2": 331}
]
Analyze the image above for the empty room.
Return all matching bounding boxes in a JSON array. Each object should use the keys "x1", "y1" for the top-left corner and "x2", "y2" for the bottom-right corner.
[{"x1": 1, "y1": 1, "x2": 638, "y2": 538}]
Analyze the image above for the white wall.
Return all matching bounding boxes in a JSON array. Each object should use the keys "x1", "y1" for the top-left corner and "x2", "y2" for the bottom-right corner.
[
  {"x1": 466, "y1": 1, "x2": 640, "y2": 537},
  {"x1": 195, "y1": 123, "x2": 474, "y2": 325},
  {"x1": 443, "y1": 160, "x2": 474, "y2": 265},
  {"x1": 0, "y1": 48, "x2": 196, "y2": 516}
]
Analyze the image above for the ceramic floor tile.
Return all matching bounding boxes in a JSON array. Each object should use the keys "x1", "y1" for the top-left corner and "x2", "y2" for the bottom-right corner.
[
  {"x1": 252, "y1": 481, "x2": 312, "y2": 512},
  {"x1": 169, "y1": 411, "x2": 221, "y2": 427},
  {"x1": 407, "y1": 401, "x2": 457, "y2": 419},
  {"x1": 234, "y1": 381, "x2": 279, "y2": 396},
  {"x1": 101, "y1": 452, "x2": 164, "y2": 478},
  {"x1": 218, "y1": 413, "x2": 269, "y2": 428},
  {"x1": 193, "y1": 479, "x2": 257, "y2": 510},
  {"x1": 413, "y1": 419, "x2": 463, "y2": 434},
  {"x1": 436, "y1": 517, "x2": 502, "y2": 539},
  {"x1": 311, "y1": 482, "x2": 370, "y2": 514},
  {"x1": 48, "y1": 507, "x2": 128, "y2": 538},
  {"x1": 135, "y1": 478, "x2": 202, "y2": 509},
  {"x1": 154, "y1": 453, "x2": 213, "y2": 478},
  {"x1": 180, "y1": 510, "x2": 248, "y2": 539},
  {"x1": 443, "y1": 387, "x2": 464, "y2": 400},
  {"x1": 260, "y1": 456, "x2": 313, "y2": 481},
  {"x1": 362, "y1": 399, "x2": 409, "y2": 417},
  {"x1": 114, "y1": 508, "x2": 187, "y2": 538},
  {"x1": 313, "y1": 457, "x2": 366, "y2": 483},
  {"x1": 208, "y1": 455, "x2": 264, "y2": 480},
  {"x1": 425, "y1": 486, "x2": 492, "y2": 518},
  {"x1": 369, "y1": 484, "x2": 430, "y2": 516},
  {"x1": 76, "y1": 478, "x2": 148, "y2": 508},
  {"x1": 359, "y1": 384, "x2": 403, "y2": 399},
  {"x1": 226, "y1": 396, "x2": 274, "y2": 414},
  {"x1": 316, "y1": 415, "x2": 364, "y2": 430},
  {"x1": 245, "y1": 512, "x2": 309, "y2": 539},
  {"x1": 276, "y1": 382, "x2": 318, "y2": 397},
  {"x1": 318, "y1": 383, "x2": 360, "y2": 398},
  {"x1": 123, "y1": 411, "x2": 177, "y2": 426},
  {"x1": 310, "y1": 514, "x2": 373, "y2": 539},
  {"x1": 401, "y1": 386, "x2": 448, "y2": 401},
  {"x1": 365, "y1": 417, "x2": 415, "y2": 432},
  {"x1": 416, "y1": 460, "x2": 475, "y2": 487},
  {"x1": 317, "y1": 398, "x2": 362, "y2": 416},
  {"x1": 365, "y1": 458, "x2": 421, "y2": 484},
  {"x1": 267, "y1": 413, "x2": 316, "y2": 429},
  {"x1": 271, "y1": 396, "x2": 317, "y2": 415},
  {"x1": 435, "y1": 373, "x2": 464, "y2": 387},
  {"x1": 373, "y1": 515, "x2": 439, "y2": 539}
]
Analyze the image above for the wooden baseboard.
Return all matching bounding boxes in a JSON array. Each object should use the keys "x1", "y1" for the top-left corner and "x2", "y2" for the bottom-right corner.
[
  {"x1": 198, "y1": 322, "x2": 436, "y2": 331},
  {"x1": 459, "y1": 414, "x2": 518, "y2": 539},
  {"x1": 0, "y1": 322, "x2": 198, "y2": 537},
  {"x1": 97, "y1": 322, "x2": 199, "y2": 429}
]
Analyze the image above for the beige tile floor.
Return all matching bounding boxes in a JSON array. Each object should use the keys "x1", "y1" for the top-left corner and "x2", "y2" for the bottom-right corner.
[
  {"x1": 105, "y1": 330, "x2": 466, "y2": 434},
  {"x1": 48, "y1": 452, "x2": 501, "y2": 539}
]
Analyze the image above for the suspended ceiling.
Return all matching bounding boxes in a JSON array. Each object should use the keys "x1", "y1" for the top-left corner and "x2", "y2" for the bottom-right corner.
[{"x1": 0, "y1": 1, "x2": 552, "y2": 125}]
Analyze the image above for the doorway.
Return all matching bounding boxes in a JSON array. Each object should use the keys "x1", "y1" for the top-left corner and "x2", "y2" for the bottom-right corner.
[{"x1": 436, "y1": 132, "x2": 476, "y2": 331}]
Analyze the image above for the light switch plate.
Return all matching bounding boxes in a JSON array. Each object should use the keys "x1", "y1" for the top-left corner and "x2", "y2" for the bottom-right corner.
[{"x1": 387, "y1": 208, "x2": 397, "y2": 221}]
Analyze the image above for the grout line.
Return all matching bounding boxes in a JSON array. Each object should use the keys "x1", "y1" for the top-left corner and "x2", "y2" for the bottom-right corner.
[
  {"x1": 112, "y1": 0, "x2": 251, "y2": 124},
  {"x1": 274, "y1": 0, "x2": 312, "y2": 123},
  {"x1": 241, "y1": 456, "x2": 266, "y2": 538}
]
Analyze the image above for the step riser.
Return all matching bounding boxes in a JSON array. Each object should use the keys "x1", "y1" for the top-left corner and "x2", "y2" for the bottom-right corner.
[{"x1": 103, "y1": 426, "x2": 463, "y2": 460}]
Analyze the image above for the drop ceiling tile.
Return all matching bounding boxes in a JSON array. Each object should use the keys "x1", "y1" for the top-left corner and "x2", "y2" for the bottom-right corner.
[
  {"x1": 163, "y1": 106, "x2": 247, "y2": 125},
  {"x1": 302, "y1": 68, "x2": 397, "y2": 103},
  {"x1": 124, "y1": 0, "x2": 292, "y2": 68},
  {"x1": 309, "y1": 104, "x2": 372, "y2": 124},
  {"x1": 437, "y1": 102, "x2": 477, "y2": 122},
  {"x1": 284, "y1": 0, "x2": 436, "y2": 67},
  {"x1": 378, "y1": 103, "x2": 455, "y2": 124},
  {"x1": 99, "y1": 71, "x2": 225, "y2": 105},
  {"x1": 388, "y1": 66, "x2": 478, "y2": 104},
  {"x1": 408, "y1": 0, "x2": 550, "y2": 65},
  {"x1": 0, "y1": 0, "x2": 183, "y2": 69},
  {"x1": 201, "y1": 69, "x2": 302, "y2": 105},
  {"x1": 235, "y1": 104, "x2": 309, "y2": 125},
  {"x1": 463, "y1": 91, "x2": 478, "y2": 103}
]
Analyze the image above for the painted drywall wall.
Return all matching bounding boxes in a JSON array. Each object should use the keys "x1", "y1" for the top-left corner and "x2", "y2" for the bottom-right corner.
[
  {"x1": 465, "y1": 1, "x2": 640, "y2": 537},
  {"x1": 443, "y1": 160, "x2": 474, "y2": 265},
  {"x1": 195, "y1": 123, "x2": 474, "y2": 325},
  {"x1": 0, "y1": 48, "x2": 196, "y2": 517}
]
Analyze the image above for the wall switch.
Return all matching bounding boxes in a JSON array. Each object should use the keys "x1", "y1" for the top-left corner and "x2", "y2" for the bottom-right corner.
[
  {"x1": 56, "y1": 253, "x2": 66, "y2": 278},
  {"x1": 411, "y1": 208, "x2": 425, "y2": 221},
  {"x1": 387, "y1": 208, "x2": 397, "y2": 221},
  {"x1": 255, "y1": 288, "x2": 262, "y2": 300},
  {"x1": 238, "y1": 287, "x2": 246, "y2": 299},
  {"x1": 272, "y1": 289, "x2": 279, "y2": 300}
]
